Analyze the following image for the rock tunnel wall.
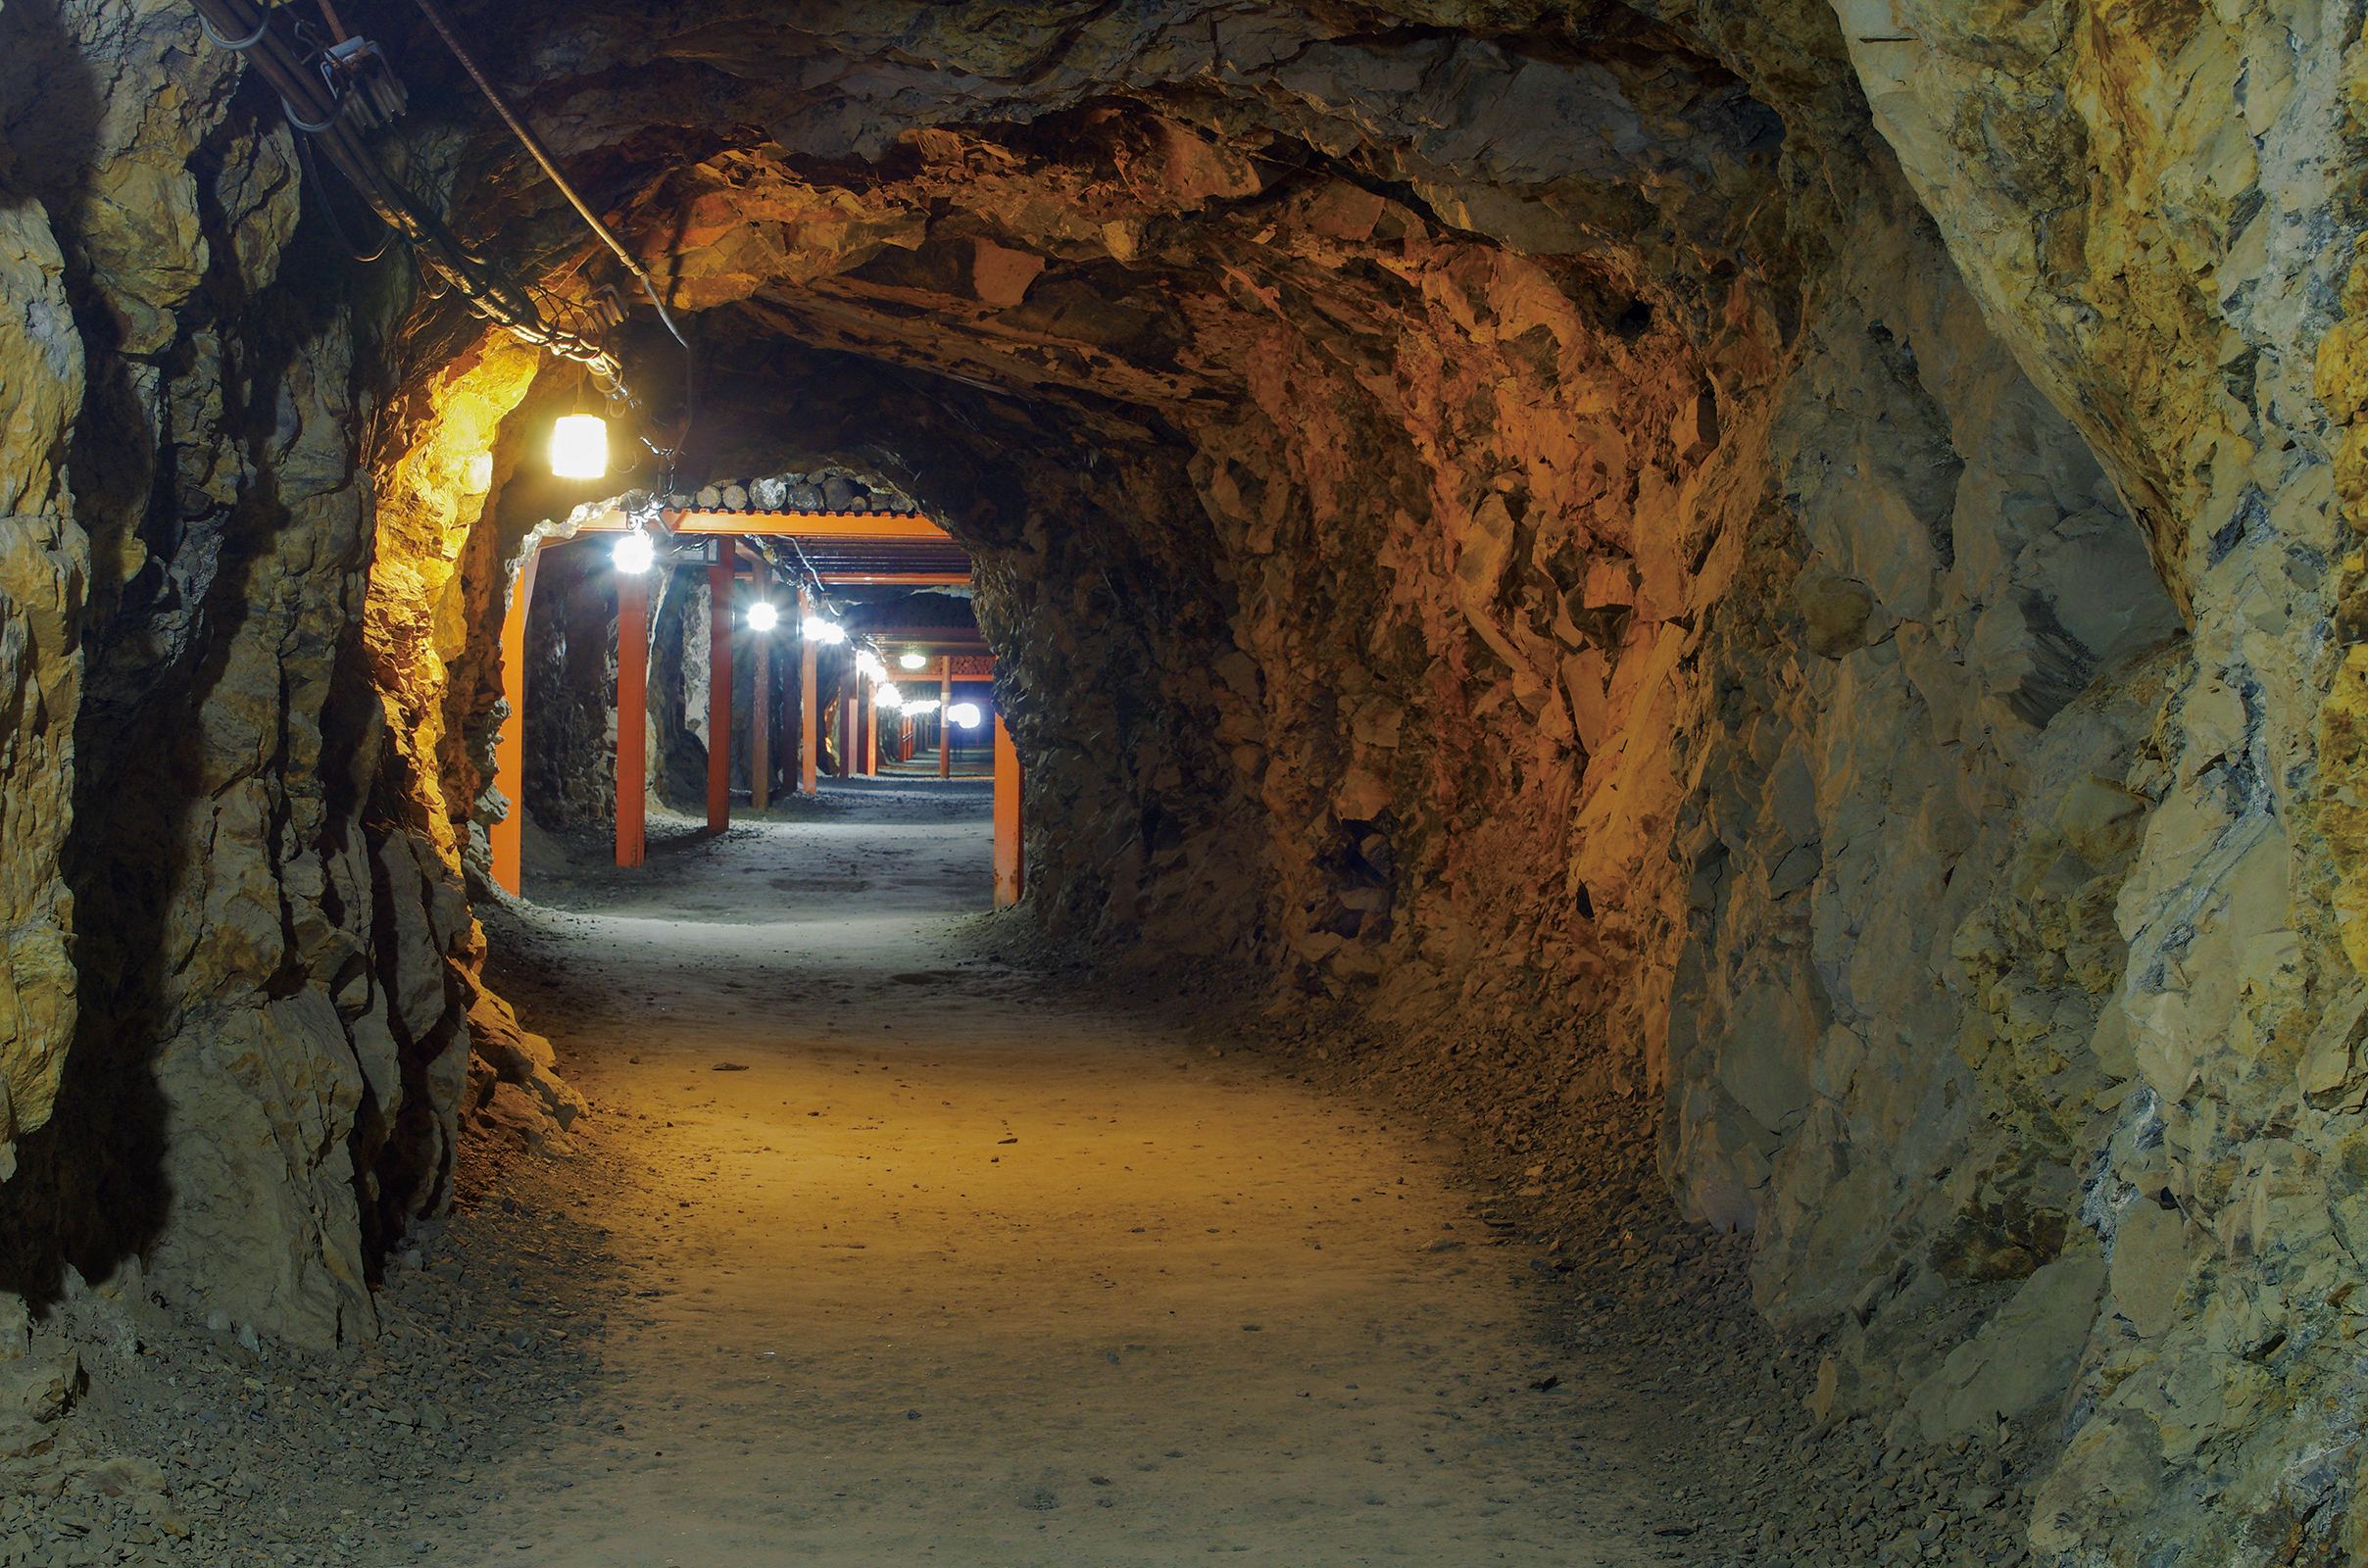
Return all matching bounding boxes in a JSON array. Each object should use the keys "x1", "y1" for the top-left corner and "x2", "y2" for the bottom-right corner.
[
  {"x1": 0, "y1": 0, "x2": 2360, "y2": 1561},
  {"x1": 0, "y1": 2, "x2": 574, "y2": 1352}
]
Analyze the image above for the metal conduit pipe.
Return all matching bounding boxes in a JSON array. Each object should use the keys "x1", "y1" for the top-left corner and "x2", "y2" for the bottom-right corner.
[
  {"x1": 187, "y1": 0, "x2": 624, "y2": 376},
  {"x1": 408, "y1": 0, "x2": 690, "y2": 355}
]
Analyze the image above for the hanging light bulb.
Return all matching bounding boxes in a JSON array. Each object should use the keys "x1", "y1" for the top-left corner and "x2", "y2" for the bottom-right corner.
[
  {"x1": 612, "y1": 526, "x2": 654, "y2": 574},
  {"x1": 802, "y1": 616, "x2": 846, "y2": 645},
  {"x1": 745, "y1": 600, "x2": 778, "y2": 631},
  {"x1": 906, "y1": 699, "x2": 941, "y2": 715},
  {"x1": 899, "y1": 652, "x2": 927, "y2": 670},
  {"x1": 857, "y1": 651, "x2": 887, "y2": 682},
  {"x1": 877, "y1": 684, "x2": 904, "y2": 710},
  {"x1": 948, "y1": 702, "x2": 982, "y2": 728},
  {"x1": 551, "y1": 414, "x2": 609, "y2": 479}
]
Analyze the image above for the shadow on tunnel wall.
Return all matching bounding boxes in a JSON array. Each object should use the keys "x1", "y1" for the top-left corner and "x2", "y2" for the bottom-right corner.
[
  {"x1": 0, "y1": 39, "x2": 454, "y2": 1328},
  {"x1": 0, "y1": 0, "x2": 123, "y2": 1311}
]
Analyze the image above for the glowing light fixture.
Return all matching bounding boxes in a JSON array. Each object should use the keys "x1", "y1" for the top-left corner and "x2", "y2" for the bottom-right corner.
[
  {"x1": 899, "y1": 652, "x2": 927, "y2": 670},
  {"x1": 857, "y1": 652, "x2": 887, "y2": 682},
  {"x1": 949, "y1": 702, "x2": 982, "y2": 728},
  {"x1": 612, "y1": 526, "x2": 654, "y2": 575},
  {"x1": 802, "y1": 616, "x2": 846, "y2": 645},
  {"x1": 906, "y1": 699, "x2": 941, "y2": 715},
  {"x1": 551, "y1": 414, "x2": 609, "y2": 479},
  {"x1": 745, "y1": 600, "x2": 778, "y2": 631},
  {"x1": 877, "y1": 685, "x2": 904, "y2": 710}
]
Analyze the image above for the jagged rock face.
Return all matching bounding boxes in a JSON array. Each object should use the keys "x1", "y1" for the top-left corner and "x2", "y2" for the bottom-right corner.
[
  {"x1": 0, "y1": 0, "x2": 547, "y2": 1348},
  {"x1": 0, "y1": 0, "x2": 2360, "y2": 1561},
  {"x1": 1828, "y1": 1, "x2": 2361, "y2": 1559}
]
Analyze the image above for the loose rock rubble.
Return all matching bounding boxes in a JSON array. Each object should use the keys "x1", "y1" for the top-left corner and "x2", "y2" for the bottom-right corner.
[
  {"x1": 0, "y1": 1135, "x2": 623, "y2": 1568},
  {"x1": 1129, "y1": 989, "x2": 2076, "y2": 1568},
  {"x1": 671, "y1": 467, "x2": 920, "y2": 515}
]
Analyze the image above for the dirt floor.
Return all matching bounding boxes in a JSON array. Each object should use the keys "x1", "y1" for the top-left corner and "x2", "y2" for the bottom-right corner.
[{"x1": 2, "y1": 785, "x2": 2054, "y2": 1567}]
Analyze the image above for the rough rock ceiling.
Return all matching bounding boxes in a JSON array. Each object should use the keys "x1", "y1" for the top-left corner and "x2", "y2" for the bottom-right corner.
[{"x1": 386, "y1": 0, "x2": 1822, "y2": 439}]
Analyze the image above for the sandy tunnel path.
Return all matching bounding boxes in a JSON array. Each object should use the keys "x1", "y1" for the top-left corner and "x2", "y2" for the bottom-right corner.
[{"x1": 453, "y1": 789, "x2": 1660, "y2": 1566}]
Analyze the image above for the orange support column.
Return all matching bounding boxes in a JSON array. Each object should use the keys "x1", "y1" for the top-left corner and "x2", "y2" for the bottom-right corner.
[
  {"x1": 798, "y1": 589, "x2": 819, "y2": 795},
  {"x1": 938, "y1": 658, "x2": 953, "y2": 779},
  {"x1": 490, "y1": 546, "x2": 541, "y2": 894},
  {"x1": 837, "y1": 665, "x2": 855, "y2": 780},
  {"x1": 706, "y1": 562, "x2": 732, "y2": 834},
  {"x1": 993, "y1": 712, "x2": 1022, "y2": 907},
  {"x1": 860, "y1": 681, "x2": 875, "y2": 776},
  {"x1": 616, "y1": 569, "x2": 648, "y2": 868}
]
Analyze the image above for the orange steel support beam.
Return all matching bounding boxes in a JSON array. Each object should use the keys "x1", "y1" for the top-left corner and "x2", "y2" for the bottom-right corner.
[
  {"x1": 658, "y1": 509, "x2": 954, "y2": 541},
  {"x1": 798, "y1": 588, "x2": 818, "y2": 795},
  {"x1": 939, "y1": 657, "x2": 952, "y2": 780},
  {"x1": 616, "y1": 570, "x2": 648, "y2": 868},
  {"x1": 706, "y1": 562, "x2": 732, "y2": 833},
  {"x1": 993, "y1": 713, "x2": 1022, "y2": 908},
  {"x1": 490, "y1": 545, "x2": 542, "y2": 895},
  {"x1": 752, "y1": 628, "x2": 771, "y2": 810}
]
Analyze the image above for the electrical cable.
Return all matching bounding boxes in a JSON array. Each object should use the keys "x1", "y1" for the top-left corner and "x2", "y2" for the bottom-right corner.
[
  {"x1": 194, "y1": 0, "x2": 594, "y2": 365},
  {"x1": 404, "y1": 0, "x2": 698, "y2": 483},
  {"x1": 279, "y1": 94, "x2": 339, "y2": 132},
  {"x1": 783, "y1": 536, "x2": 831, "y2": 606},
  {"x1": 191, "y1": 0, "x2": 703, "y2": 462},
  {"x1": 294, "y1": 127, "x2": 392, "y2": 262},
  {"x1": 404, "y1": 0, "x2": 687, "y2": 355}
]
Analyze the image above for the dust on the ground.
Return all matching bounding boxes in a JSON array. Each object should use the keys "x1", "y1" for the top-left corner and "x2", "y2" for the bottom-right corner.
[{"x1": 6, "y1": 785, "x2": 2046, "y2": 1567}]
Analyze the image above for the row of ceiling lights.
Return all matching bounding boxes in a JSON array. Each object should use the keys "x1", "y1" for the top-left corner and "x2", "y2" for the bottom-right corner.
[
  {"x1": 841, "y1": 651, "x2": 983, "y2": 727},
  {"x1": 193, "y1": 3, "x2": 978, "y2": 730},
  {"x1": 606, "y1": 560, "x2": 981, "y2": 727},
  {"x1": 559, "y1": 403, "x2": 980, "y2": 723}
]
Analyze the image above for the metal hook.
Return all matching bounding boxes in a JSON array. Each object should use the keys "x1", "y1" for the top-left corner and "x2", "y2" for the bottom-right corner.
[
  {"x1": 280, "y1": 94, "x2": 341, "y2": 132},
  {"x1": 199, "y1": 4, "x2": 273, "y2": 49}
]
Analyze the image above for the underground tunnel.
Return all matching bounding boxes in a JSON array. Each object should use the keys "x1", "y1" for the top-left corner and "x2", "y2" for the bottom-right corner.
[{"x1": 0, "y1": 0, "x2": 2358, "y2": 1563}]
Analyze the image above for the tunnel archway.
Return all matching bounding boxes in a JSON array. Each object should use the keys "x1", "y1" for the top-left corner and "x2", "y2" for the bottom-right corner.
[
  {"x1": 487, "y1": 478, "x2": 1014, "y2": 894},
  {"x1": 0, "y1": 1, "x2": 2354, "y2": 1562}
]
